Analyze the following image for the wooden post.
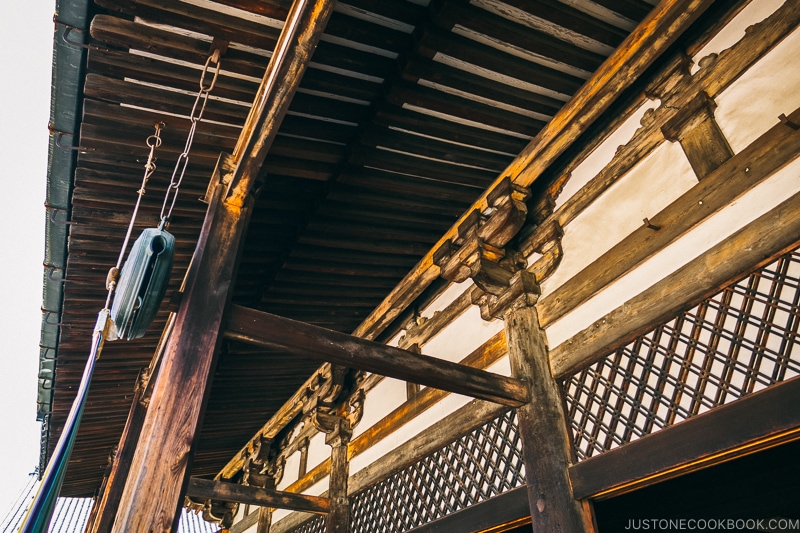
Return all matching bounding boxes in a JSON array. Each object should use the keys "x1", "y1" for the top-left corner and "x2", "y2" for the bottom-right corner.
[
  {"x1": 111, "y1": 159, "x2": 252, "y2": 532},
  {"x1": 504, "y1": 302, "x2": 597, "y2": 532},
  {"x1": 88, "y1": 316, "x2": 174, "y2": 533},
  {"x1": 108, "y1": 0, "x2": 335, "y2": 528},
  {"x1": 256, "y1": 506, "x2": 272, "y2": 533},
  {"x1": 318, "y1": 414, "x2": 352, "y2": 533}
]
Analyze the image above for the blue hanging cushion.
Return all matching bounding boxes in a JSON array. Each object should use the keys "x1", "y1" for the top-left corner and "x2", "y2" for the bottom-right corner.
[{"x1": 110, "y1": 227, "x2": 176, "y2": 340}]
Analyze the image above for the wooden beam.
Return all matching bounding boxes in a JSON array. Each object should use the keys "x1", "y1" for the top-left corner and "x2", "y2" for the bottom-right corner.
[
  {"x1": 227, "y1": 331, "x2": 508, "y2": 502},
  {"x1": 407, "y1": 487, "x2": 530, "y2": 533},
  {"x1": 537, "y1": 105, "x2": 800, "y2": 330},
  {"x1": 111, "y1": 0, "x2": 336, "y2": 529},
  {"x1": 570, "y1": 376, "x2": 800, "y2": 500},
  {"x1": 550, "y1": 188, "x2": 800, "y2": 379},
  {"x1": 186, "y1": 478, "x2": 330, "y2": 515},
  {"x1": 224, "y1": 305, "x2": 528, "y2": 407},
  {"x1": 505, "y1": 304, "x2": 596, "y2": 531},
  {"x1": 352, "y1": 0, "x2": 715, "y2": 342},
  {"x1": 84, "y1": 382, "x2": 147, "y2": 533},
  {"x1": 112, "y1": 161, "x2": 251, "y2": 532},
  {"x1": 225, "y1": 0, "x2": 336, "y2": 206}
]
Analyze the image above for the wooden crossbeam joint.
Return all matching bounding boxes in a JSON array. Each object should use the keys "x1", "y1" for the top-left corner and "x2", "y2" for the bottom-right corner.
[
  {"x1": 186, "y1": 478, "x2": 331, "y2": 515},
  {"x1": 433, "y1": 177, "x2": 532, "y2": 298}
]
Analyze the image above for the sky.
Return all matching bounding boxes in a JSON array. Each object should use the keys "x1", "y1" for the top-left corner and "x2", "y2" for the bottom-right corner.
[{"x1": 0, "y1": 0, "x2": 58, "y2": 517}]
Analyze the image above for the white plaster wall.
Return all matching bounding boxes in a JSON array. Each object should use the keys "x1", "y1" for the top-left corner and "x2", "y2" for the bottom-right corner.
[
  {"x1": 543, "y1": 140, "x2": 697, "y2": 294},
  {"x1": 546, "y1": 157, "x2": 800, "y2": 347},
  {"x1": 422, "y1": 304, "x2": 505, "y2": 363},
  {"x1": 349, "y1": 389, "x2": 473, "y2": 476},
  {"x1": 486, "y1": 352, "x2": 511, "y2": 377},
  {"x1": 690, "y1": 0, "x2": 788, "y2": 74},
  {"x1": 715, "y1": 26, "x2": 800, "y2": 153},
  {"x1": 351, "y1": 376, "x2": 407, "y2": 439},
  {"x1": 420, "y1": 279, "x2": 471, "y2": 316},
  {"x1": 276, "y1": 449, "x2": 302, "y2": 491},
  {"x1": 556, "y1": 98, "x2": 660, "y2": 209},
  {"x1": 303, "y1": 431, "x2": 328, "y2": 479}
]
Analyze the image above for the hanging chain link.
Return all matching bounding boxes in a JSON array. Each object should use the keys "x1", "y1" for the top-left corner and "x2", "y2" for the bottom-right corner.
[
  {"x1": 159, "y1": 49, "x2": 222, "y2": 226},
  {"x1": 104, "y1": 122, "x2": 164, "y2": 308}
]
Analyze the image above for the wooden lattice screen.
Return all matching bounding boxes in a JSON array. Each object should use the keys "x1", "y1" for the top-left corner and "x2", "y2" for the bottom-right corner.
[
  {"x1": 286, "y1": 247, "x2": 800, "y2": 532},
  {"x1": 290, "y1": 409, "x2": 525, "y2": 533},
  {"x1": 564, "y1": 248, "x2": 800, "y2": 460}
]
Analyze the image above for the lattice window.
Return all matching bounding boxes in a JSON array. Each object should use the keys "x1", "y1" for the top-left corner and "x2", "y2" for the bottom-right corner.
[
  {"x1": 347, "y1": 409, "x2": 525, "y2": 533},
  {"x1": 564, "y1": 249, "x2": 800, "y2": 460},
  {"x1": 291, "y1": 515, "x2": 325, "y2": 533}
]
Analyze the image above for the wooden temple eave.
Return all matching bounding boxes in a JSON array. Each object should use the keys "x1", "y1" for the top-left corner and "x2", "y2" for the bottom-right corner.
[
  {"x1": 229, "y1": 2, "x2": 800, "y2": 531},
  {"x1": 218, "y1": 0, "x2": 722, "y2": 487},
  {"x1": 35, "y1": 0, "x2": 800, "y2": 528},
  {"x1": 349, "y1": 0, "x2": 718, "y2": 343}
]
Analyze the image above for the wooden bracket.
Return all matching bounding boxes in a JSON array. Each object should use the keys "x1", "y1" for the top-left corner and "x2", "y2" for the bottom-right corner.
[
  {"x1": 661, "y1": 91, "x2": 734, "y2": 179},
  {"x1": 434, "y1": 178, "x2": 531, "y2": 291},
  {"x1": 242, "y1": 436, "x2": 276, "y2": 489},
  {"x1": 473, "y1": 270, "x2": 541, "y2": 321},
  {"x1": 312, "y1": 389, "x2": 364, "y2": 447}
]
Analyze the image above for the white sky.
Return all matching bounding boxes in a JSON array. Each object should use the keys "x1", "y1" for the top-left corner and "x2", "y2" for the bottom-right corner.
[{"x1": 0, "y1": 0, "x2": 58, "y2": 516}]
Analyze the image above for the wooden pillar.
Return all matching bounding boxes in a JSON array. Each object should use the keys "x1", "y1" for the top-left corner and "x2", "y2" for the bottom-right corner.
[
  {"x1": 315, "y1": 413, "x2": 352, "y2": 533},
  {"x1": 242, "y1": 436, "x2": 280, "y2": 533},
  {"x1": 504, "y1": 301, "x2": 597, "y2": 532},
  {"x1": 312, "y1": 390, "x2": 363, "y2": 533},
  {"x1": 256, "y1": 506, "x2": 272, "y2": 533},
  {"x1": 111, "y1": 160, "x2": 252, "y2": 532},
  {"x1": 88, "y1": 317, "x2": 172, "y2": 532},
  {"x1": 108, "y1": 0, "x2": 335, "y2": 528}
]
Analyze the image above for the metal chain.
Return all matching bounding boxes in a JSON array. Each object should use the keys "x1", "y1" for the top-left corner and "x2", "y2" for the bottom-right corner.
[
  {"x1": 104, "y1": 123, "x2": 164, "y2": 308},
  {"x1": 159, "y1": 50, "x2": 222, "y2": 225}
]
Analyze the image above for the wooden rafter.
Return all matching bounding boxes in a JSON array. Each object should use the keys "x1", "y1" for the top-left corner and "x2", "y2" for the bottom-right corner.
[{"x1": 352, "y1": 0, "x2": 718, "y2": 342}]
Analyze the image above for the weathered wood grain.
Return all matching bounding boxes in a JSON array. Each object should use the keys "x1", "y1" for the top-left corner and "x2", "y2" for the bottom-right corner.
[
  {"x1": 224, "y1": 305, "x2": 527, "y2": 407},
  {"x1": 353, "y1": 0, "x2": 716, "y2": 342},
  {"x1": 186, "y1": 478, "x2": 330, "y2": 514},
  {"x1": 505, "y1": 305, "x2": 596, "y2": 531}
]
